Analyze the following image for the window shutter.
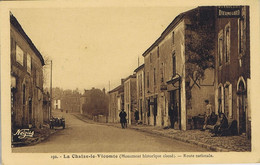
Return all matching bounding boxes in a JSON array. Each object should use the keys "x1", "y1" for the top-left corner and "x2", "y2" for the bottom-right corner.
[{"x1": 229, "y1": 84, "x2": 232, "y2": 118}]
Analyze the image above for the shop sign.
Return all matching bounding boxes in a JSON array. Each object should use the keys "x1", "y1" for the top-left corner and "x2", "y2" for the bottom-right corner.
[{"x1": 217, "y1": 6, "x2": 241, "y2": 18}]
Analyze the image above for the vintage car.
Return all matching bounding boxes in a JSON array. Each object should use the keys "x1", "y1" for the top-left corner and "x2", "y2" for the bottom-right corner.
[{"x1": 50, "y1": 116, "x2": 65, "y2": 129}]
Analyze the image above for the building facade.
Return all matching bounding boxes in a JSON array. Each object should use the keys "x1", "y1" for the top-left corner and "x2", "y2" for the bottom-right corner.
[
  {"x1": 53, "y1": 99, "x2": 61, "y2": 110},
  {"x1": 134, "y1": 64, "x2": 146, "y2": 124},
  {"x1": 143, "y1": 7, "x2": 216, "y2": 130},
  {"x1": 214, "y1": 6, "x2": 250, "y2": 137},
  {"x1": 10, "y1": 14, "x2": 46, "y2": 129},
  {"x1": 60, "y1": 91, "x2": 81, "y2": 113},
  {"x1": 123, "y1": 75, "x2": 137, "y2": 125},
  {"x1": 108, "y1": 83, "x2": 124, "y2": 123}
]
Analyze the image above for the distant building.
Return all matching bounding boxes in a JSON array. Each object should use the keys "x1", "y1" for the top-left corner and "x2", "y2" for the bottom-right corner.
[
  {"x1": 214, "y1": 6, "x2": 250, "y2": 137},
  {"x1": 123, "y1": 74, "x2": 137, "y2": 125},
  {"x1": 10, "y1": 13, "x2": 46, "y2": 129},
  {"x1": 60, "y1": 91, "x2": 81, "y2": 113},
  {"x1": 108, "y1": 82, "x2": 124, "y2": 123},
  {"x1": 53, "y1": 99, "x2": 61, "y2": 110},
  {"x1": 134, "y1": 64, "x2": 146, "y2": 124}
]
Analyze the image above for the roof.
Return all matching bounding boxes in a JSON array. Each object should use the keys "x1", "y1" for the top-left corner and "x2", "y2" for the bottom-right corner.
[
  {"x1": 142, "y1": 7, "x2": 201, "y2": 57},
  {"x1": 123, "y1": 74, "x2": 136, "y2": 82},
  {"x1": 134, "y1": 64, "x2": 144, "y2": 73},
  {"x1": 10, "y1": 13, "x2": 45, "y2": 66},
  {"x1": 108, "y1": 84, "x2": 124, "y2": 94}
]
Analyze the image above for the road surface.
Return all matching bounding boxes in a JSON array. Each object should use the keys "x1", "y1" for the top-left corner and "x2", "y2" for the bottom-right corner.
[{"x1": 12, "y1": 111, "x2": 210, "y2": 152}]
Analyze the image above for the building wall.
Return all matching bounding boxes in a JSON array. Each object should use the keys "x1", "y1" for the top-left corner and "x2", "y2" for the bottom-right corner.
[
  {"x1": 215, "y1": 6, "x2": 250, "y2": 135},
  {"x1": 108, "y1": 91, "x2": 119, "y2": 122},
  {"x1": 164, "y1": 20, "x2": 187, "y2": 130},
  {"x1": 11, "y1": 22, "x2": 44, "y2": 129},
  {"x1": 136, "y1": 68, "x2": 145, "y2": 124},
  {"x1": 124, "y1": 77, "x2": 137, "y2": 125}
]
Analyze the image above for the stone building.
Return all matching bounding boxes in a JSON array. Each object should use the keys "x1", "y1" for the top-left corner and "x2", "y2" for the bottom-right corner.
[
  {"x1": 10, "y1": 13, "x2": 46, "y2": 129},
  {"x1": 142, "y1": 7, "x2": 215, "y2": 130},
  {"x1": 134, "y1": 64, "x2": 146, "y2": 124},
  {"x1": 60, "y1": 90, "x2": 81, "y2": 113},
  {"x1": 108, "y1": 82, "x2": 124, "y2": 123},
  {"x1": 123, "y1": 75, "x2": 137, "y2": 125},
  {"x1": 214, "y1": 6, "x2": 250, "y2": 137}
]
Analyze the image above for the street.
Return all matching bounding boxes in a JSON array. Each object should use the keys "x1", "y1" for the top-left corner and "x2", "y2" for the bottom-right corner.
[{"x1": 12, "y1": 111, "x2": 210, "y2": 152}]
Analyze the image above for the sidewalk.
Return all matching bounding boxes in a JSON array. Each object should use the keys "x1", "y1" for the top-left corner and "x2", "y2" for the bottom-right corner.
[
  {"x1": 73, "y1": 113, "x2": 251, "y2": 152},
  {"x1": 12, "y1": 125, "x2": 58, "y2": 147}
]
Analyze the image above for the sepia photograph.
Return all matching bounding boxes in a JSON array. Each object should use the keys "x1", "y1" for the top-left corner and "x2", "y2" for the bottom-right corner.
[{"x1": 1, "y1": 0, "x2": 260, "y2": 164}]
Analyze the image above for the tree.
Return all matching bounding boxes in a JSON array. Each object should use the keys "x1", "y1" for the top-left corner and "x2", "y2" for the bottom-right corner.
[
  {"x1": 185, "y1": 7, "x2": 216, "y2": 91},
  {"x1": 82, "y1": 88, "x2": 109, "y2": 117}
]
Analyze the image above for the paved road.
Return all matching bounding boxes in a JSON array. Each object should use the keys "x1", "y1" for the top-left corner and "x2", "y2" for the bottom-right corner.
[{"x1": 12, "y1": 111, "x2": 210, "y2": 152}]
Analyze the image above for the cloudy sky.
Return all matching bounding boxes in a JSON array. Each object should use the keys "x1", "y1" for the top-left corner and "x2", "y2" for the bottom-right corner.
[{"x1": 10, "y1": 5, "x2": 195, "y2": 92}]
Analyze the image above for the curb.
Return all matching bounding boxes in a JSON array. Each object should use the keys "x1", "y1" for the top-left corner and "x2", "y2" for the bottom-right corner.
[{"x1": 73, "y1": 113, "x2": 230, "y2": 152}]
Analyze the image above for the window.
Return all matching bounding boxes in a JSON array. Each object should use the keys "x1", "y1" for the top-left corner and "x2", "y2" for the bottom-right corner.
[
  {"x1": 16, "y1": 45, "x2": 24, "y2": 66},
  {"x1": 172, "y1": 52, "x2": 176, "y2": 76},
  {"x1": 224, "y1": 83, "x2": 232, "y2": 118},
  {"x1": 161, "y1": 62, "x2": 164, "y2": 83},
  {"x1": 224, "y1": 24, "x2": 231, "y2": 63},
  {"x1": 157, "y1": 46, "x2": 159, "y2": 58},
  {"x1": 238, "y1": 18, "x2": 244, "y2": 54},
  {"x1": 150, "y1": 53, "x2": 152, "y2": 63},
  {"x1": 147, "y1": 72, "x2": 149, "y2": 89},
  {"x1": 218, "y1": 30, "x2": 224, "y2": 66},
  {"x1": 172, "y1": 31, "x2": 175, "y2": 45},
  {"x1": 27, "y1": 53, "x2": 31, "y2": 74},
  {"x1": 36, "y1": 70, "x2": 40, "y2": 87},
  {"x1": 139, "y1": 74, "x2": 143, "y2": 96},
  {"x1": 218, "y1": 85, "x2": 223, "y2": 114},
  {"x1": 154, "y1": 68, "x2": 156, "y2": 85}
]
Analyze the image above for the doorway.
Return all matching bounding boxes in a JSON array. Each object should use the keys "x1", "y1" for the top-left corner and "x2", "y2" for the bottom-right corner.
[
  {"x1": 238, "y1": 81, "x2": 246, "y2": 134},
  {"x1": 153, "y1": 98, "x2": 157, "y2": 126},
  {"x1": 169, "y1": 90, "x2": 180, "y2": 129}
]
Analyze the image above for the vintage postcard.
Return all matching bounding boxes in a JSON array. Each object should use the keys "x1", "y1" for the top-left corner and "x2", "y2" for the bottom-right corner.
[{"x1": 1, "y1": 0, "x2": 260, "y2": 164}]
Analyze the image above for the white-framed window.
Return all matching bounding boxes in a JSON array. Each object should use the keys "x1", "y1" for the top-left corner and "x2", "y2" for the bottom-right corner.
[
  {"x1": 16, "y1": 44, "x2": 24, "y2": 66},
  {"x1": 224, "y1": 82, "x2": 232, "y2": 118},
  {"x1": 27, "y1": 53, "x2": 32, "y2": 74},
  {"x1": 238, "y1": 17, "x2": 245, "y2": 55},
  {"x1": 218, "y1": 30, "x2": 224, "y2": 67},
  {"x1": 224, "y1": 23, "x2": 231, "y2": 63}
]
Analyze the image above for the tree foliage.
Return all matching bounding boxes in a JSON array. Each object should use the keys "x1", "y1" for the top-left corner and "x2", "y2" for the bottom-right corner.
[
  {"x1": 185, "y1": 7, "x2": 216, "y2": 89},
  {"x1": 82, "y1": 88, "x2": 109, "y2": 116}
]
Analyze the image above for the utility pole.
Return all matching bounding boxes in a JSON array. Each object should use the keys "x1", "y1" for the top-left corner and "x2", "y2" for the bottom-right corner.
[
  {"x1": 50, "y1": 60, "x2": 52, "y2": 118},
  {"x1": 109, "y1": 81, "x2": 110, "y2": 92}
]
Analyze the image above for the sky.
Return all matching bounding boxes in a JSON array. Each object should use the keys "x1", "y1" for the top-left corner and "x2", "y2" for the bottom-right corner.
[{"x1": 11, "y1": 6, "x2": 195, "y2": 93}]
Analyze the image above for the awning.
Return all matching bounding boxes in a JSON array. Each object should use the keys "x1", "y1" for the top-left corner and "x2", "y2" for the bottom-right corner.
[{"x1": 166, "y1": 75, "x2": 181, "y2": 85}]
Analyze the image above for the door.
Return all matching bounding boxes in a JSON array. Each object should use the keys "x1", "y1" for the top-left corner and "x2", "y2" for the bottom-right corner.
[
  {"x1": 153, "y1": 98, "x2": 157, "y2": 126},
  {"x1": 29, "y1": 98, "x2": 32, "y2": 124},
  {"x1": 238, "y1": 81, "x2": 246, "y2": 134},
  {"x1": 169, "y1": 90, "x2": 180, "y2": 129}
]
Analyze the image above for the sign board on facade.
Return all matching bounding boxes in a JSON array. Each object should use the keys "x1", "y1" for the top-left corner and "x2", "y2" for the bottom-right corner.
[
  {"x1": 11, "y1": 76, "x2": 16, "y2": 88},
  {"x1": 217, "y1": 6, "x2": 242, "y2": 18}
]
